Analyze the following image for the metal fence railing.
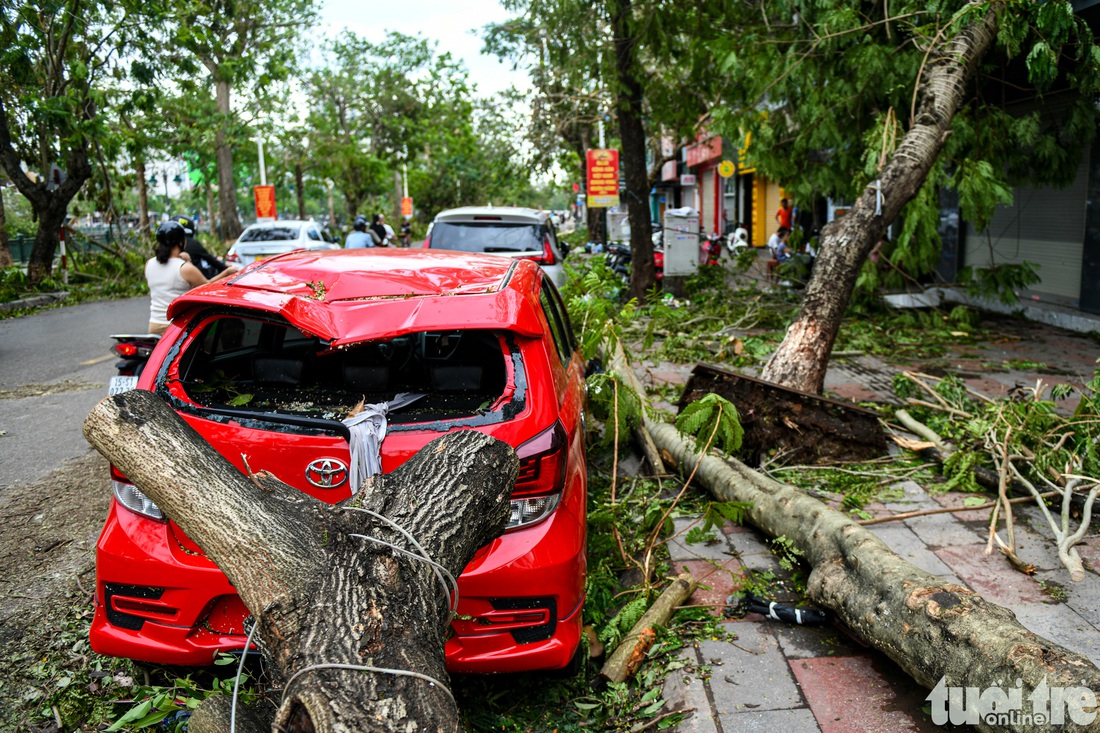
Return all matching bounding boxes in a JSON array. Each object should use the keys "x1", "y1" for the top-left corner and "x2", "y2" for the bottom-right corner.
[{"x1": 7, "y1": 226, "x2": 147, "y2": 265}]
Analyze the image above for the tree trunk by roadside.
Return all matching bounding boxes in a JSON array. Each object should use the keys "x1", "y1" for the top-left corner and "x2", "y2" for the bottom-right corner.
[
  {"x1": 136, "y1": 158, "x2": 150, "y2": 234},
  {"x1": 295, "y1": 163, "x2": 307, "y2": 220},
  {"x1": 609, "y1": 0, "x2": 656, "y2": 302},
  {"x1": 83, "y1": 390, "x2": 516, "y2": 733},
  {"x1": 646, "y1": 418, "x2": 1100, "y2": 733},
  {"x1": 760, "y1": 6, "x2": 1003, "y2": 394},
  {"x1": 0, "y1": 184, "x2": 12, "y2": 268},
  {"x1": 214, "y1": 79, "x2": 243, "y2": 241},
  {"x1": 206, "y1": 183, "x2": 218, "y2": 243},
  {"x1": 0, "y1": 100, "x2": 92, "y2": 285}
]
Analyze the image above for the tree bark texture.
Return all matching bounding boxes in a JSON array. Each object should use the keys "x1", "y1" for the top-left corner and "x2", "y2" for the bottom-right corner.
[
  {"x1": 0, "y1": 100, "x2": 92, "y2": 284},
  {"x1": 760, "y1": 5, "x2": 1003, "y2": 394},
  {"x1": 609, "y1": 0, "x2": 656, "y2": 302},
  {"x1": 646, "y1": 419, "x2": 1100, "y2": 733},
  {"x1": 600, "y1": 572, "x2": 696, "y2": 684},
  {"x1": 206, "y1": 184, "x2": 219, "y2": 242},
  {"x1": 83, "y1": 390, "x2": 517, "y2": 733},
  {"x1": 215, "y1": 79, "x2": 243, "y2": 241},
  {"x1": 0, "y1": 184, "x2": 11, "y2": 268},
  {"x1": 295, "y1": 163, "x2": 307, "y2": 220},
  {"x1": 135, "y1": 158, "x2": 150, "y2": 234}
]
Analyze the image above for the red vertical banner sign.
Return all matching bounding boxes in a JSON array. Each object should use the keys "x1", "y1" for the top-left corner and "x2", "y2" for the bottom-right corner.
[
  {"x1": 401, "y1": 197, "x2": 413, "y2": 217},
  {"x1": 586, "y1": 149, "x2": 620, "y2": 208},
  {"x1": 254, "y1": 185, "x2": 277, "y2": 222}
]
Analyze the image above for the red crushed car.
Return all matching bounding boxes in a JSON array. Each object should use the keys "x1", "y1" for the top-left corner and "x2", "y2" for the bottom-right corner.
[{"x1": 92, "y1": 249, "x2": 587, "y2": 673}]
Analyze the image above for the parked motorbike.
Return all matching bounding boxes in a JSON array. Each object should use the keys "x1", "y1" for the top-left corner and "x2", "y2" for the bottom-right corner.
[
  {"x1": 605, "y1": 242, "x2": 632, "y2": 283},
  {"x1": 701, "y1": 232, "x2": 724, "y2": 266},
  {"x1": 726, "y1": 226, "x2": 749, "y2": 255},
  {"x1": 107, "y1": 333, "x2": 160, "y2": 395},
  {"x1": 605, "y1": 239, "x2": 665, "y2": 283}
]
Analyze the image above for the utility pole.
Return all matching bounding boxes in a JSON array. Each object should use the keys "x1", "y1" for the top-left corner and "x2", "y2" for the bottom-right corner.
[{"x1": 257, "y1": 138, "x2": 267, "y2": 186}]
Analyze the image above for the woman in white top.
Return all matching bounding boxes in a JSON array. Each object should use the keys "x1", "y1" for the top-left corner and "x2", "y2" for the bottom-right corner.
[{"x1": 146, "y1": 220, "x2": 237, "y2": 334}]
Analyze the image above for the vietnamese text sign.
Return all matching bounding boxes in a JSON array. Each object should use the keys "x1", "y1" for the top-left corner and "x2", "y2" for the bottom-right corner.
[
  {"x1": 586, "y1": 149, "x2": 620, "y2": 208},
  {"x1": 685, "y1": 136, "x2": 723, "y2": 168},
  {"x1": 254, "y1": 185, "x2": 276, "y2": 222},
  {"x1": 401, "y1": 197, "x2": 413, "y2": 217}
]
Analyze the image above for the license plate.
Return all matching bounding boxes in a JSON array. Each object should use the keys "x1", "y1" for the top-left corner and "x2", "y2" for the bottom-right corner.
[{"x1": 108, "y1": 376, "x2": 139, "y2": 396}]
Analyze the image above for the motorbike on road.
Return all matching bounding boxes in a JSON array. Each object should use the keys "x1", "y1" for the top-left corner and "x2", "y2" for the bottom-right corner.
[{"x1": 107, "y1": 333, "x2": 160, "y2": 395}]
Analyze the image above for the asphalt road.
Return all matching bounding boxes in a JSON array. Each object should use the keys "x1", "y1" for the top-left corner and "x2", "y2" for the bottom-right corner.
[{"x1": 0, "y1": 296, "x2": 149, "y2": 488}]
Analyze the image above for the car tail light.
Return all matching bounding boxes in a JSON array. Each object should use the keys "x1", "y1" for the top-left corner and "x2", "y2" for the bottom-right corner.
[
  {"x1": 111, "y1": 465, "x2": 165, "y2": 521},
  {"x1": 509, "y1": 421, "x2": 567, "y2": 529},
  {"x1": 226, "y1": 251, "x2": 240, "y2": 263},
  {"x1": 422, "y1": 232, "x2": 431, "y2": 249}
]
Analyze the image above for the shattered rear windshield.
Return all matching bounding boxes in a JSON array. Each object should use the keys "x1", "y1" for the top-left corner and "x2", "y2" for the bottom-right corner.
[
  {"x1": 238, "y1": 226, "x2": 301, "y2": 242},
  {"x1": 172, "y1": 314, "x2": 512, "y2": 425},
  {"x1": 429, "y1": 222, "x2": 542, "y2": 253}
]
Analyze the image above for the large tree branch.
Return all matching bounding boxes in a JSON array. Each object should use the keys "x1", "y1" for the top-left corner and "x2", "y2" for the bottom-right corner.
[
  {"x1": 761, "y1": 3, "x2": 1003, "y2": 393},
  {"x1": 83, "y1": 391, "x2": 324, "y2": 615},
  {"x1": 83, "y1": 389, "x2": 516, "y2": 733},
  {"x1": 0, "y1": 101, "x2": 49, "y2": 209}
]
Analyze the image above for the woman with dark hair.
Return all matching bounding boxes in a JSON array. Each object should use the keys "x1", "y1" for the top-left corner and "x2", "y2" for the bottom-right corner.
[{"x1": 145, "y1": 220, "x2": 236, "y2": 334}]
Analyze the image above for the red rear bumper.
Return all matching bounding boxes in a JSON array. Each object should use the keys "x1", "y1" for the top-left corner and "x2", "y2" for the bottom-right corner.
[{"x1": 91, "y1": 498, "x2": 585, "y2": 672}]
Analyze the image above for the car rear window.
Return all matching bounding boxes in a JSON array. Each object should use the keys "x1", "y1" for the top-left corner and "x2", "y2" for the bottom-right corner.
[
  {"x1": 429, "y1": 222, "x2": 542, "y2": 253},
  {"x1": 239, "y1": 226, "x2": 301, "y2": 242},
  {"x1": 171, "y1": 314, "x2": 512, "y2": 426}
]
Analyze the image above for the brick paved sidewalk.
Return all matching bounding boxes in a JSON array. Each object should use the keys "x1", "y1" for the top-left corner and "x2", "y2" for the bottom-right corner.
[{"x1": 650, "y1": 318, "x2": 1100, "y2": 732}]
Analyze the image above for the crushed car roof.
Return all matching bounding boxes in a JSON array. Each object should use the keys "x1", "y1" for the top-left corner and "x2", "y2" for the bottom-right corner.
[{"x1": 167, "y1": 248, "x2": 548, "y2": 346}]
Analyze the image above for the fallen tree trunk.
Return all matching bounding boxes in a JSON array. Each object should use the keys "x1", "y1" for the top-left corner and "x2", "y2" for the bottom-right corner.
[
  {"x1": 646, "y1": 418, "x2": 1100, "y2": 733},
  {"x1": 599, "y1": 572, "x2": 696, "y2": 684},
  {"x1": 83, "y1": 390, "x2": 516, "y2": 733}
]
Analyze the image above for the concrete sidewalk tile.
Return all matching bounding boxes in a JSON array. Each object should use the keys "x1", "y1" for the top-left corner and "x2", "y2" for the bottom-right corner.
[
  {"x1": 669, "y1": 517, "x2": 733, "y2": 562},
  {"x1": 676, "y1": 559, "x2": 742, "y2": 616},
  {"x1": 961, "y1": 376, "x2": 1012, "y2": 398},
  {"x1": 827, "y1": 384, "x2": 880, "y2": 403},
  {"x1": 790, "y1": 656, "x2": 941, "y2": 733},
  {"x1": 725, "y1": 528, "x2": 782, "y2": 573},
  {"x1": 883, "y1": 480, "x2": 941, "y2": 511},
  {"x1": 1003, "y1": 522, "x2": 1066, "y2": 573},
  {"x1": 663, "y1": 662, "x2": 718, "y2": 733},
  {"x1": 865, "y1": 524, "x2": 960, "y2": 581},
  {"x1": 928, "y1": 492, "x2": 994, "y2": 525},
  {"x1": 1012, "y1": 601, "x2": 1100, "y2": 667},
  {"x1": 1031, "y1": 568, "x2": 1100, "y2": 628},
  {"x1": 772, "y1": 623, "x2": 863, "y2": 660},
  {"x1": 934, "y1": 544, "x2": 1047, "y2": 605},
  {"x1": 1072, "y1": 536, "x2": 1100, "y2": 576},
  {"x1": 901, "y1": 513, "x2": 984, "y2": 549},
  {"x1": 701, "y1": 623, "x2": 804, "y2": 713},
  {"x1": 721, "y1": 708, "x2": 822, "y2": 733}
]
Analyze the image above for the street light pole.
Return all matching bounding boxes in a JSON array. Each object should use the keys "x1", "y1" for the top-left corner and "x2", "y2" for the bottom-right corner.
[{"x1": 257, "y1": 138, "x2": 267, "y2": 186}]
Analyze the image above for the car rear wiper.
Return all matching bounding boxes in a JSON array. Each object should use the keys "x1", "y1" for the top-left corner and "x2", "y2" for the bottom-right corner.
[{"x1": 483, "y1": 247, "x2": 527, "y2": 253}]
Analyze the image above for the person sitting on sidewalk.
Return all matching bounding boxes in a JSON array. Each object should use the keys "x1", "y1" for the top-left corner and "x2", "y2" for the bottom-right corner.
[{"x1": 766, "y1": 227, "x2": 791, "y2": 281}]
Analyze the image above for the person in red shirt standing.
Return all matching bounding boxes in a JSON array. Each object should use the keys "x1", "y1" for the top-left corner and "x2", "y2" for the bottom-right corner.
[{"x1": 775, "y1": 198, "x2": 793, "y2": 230}]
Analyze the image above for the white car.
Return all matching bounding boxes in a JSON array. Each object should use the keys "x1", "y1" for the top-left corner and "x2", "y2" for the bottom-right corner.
[
  {"x1": 226, "y1": 220, "x2": 340, "y2": 266},
  {"x1": 423, "y1": 206, "x2": 569, "y2": 288}
]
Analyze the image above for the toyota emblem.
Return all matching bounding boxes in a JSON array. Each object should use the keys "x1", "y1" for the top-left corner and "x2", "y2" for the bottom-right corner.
[{"x1": 305, "y1": 458, "x2": 348, "y2": 489}]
